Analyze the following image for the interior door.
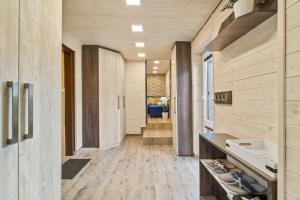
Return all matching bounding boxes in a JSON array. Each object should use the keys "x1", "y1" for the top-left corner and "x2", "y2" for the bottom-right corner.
[
  {"x1": 0, "y1": 0, "x2": 19, "y2": 199},
  {"x1": 18, "y1": 0, "x2": 62, "y2": 199},
  {"x1": 99, "y1": 49, "x2": 119, "y2": 149}
]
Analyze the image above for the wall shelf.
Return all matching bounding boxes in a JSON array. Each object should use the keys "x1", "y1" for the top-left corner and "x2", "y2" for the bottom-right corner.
[{"x1": 206, "y1": 0, "x2": 277, "y2": 51}]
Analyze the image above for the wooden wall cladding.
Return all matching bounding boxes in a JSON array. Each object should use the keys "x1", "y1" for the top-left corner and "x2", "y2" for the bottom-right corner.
[
  {"x1": 82, "y1": 45, "x2": 100, "y2": 147},
  {"x1": 214, "y1": 91, "x2": 232, "y2": 105},
  {"x1": 175, "y1": 42, "x2": 193, "y2": 156}
]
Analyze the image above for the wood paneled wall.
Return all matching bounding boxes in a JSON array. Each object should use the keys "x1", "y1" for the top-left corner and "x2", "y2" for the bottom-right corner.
[
  {"x1": 285, "y1": 1, "x2": 300, "y2": 199},
  {"x1": 175, "y1": 42, "x2": 193, "y2": 156},
  {"x1": 192, "y1": 0, "x2": 279, "y2": 144},
  {"x1": 125, "y1": 61, "x2": 146, "y2": 134},
  {"x1": 82, "y1": 45, "x2": 99, "y2": 147}
]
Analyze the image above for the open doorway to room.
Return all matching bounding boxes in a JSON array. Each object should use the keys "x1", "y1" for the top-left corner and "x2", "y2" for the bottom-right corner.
[
  {"x1": 61, "y1": 45, "x2": 76, "y2": 157},
  {"x1": 143, "y1": 60, "x2": 173, "y2": 145}
]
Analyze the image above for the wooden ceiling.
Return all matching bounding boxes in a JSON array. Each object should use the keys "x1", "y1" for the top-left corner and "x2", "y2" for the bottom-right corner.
[{"x1": 63, "y1": 0, "x2": 220, "y2": 60}]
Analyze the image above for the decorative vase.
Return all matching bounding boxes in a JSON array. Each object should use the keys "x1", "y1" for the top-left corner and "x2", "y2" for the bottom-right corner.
[
  {"x1": 162, "y1": 112, "x2": 169, "y2": 119},
  {"x1": 233, "y1": 0, "x2": 255, "y2": 18}
]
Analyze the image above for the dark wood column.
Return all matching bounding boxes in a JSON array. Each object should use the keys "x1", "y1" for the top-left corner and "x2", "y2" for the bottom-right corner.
[
  {"x1": 82, "y1": 45, "x2": 100, "y2": 147},
  {"x1": 175, "y1": 41, "x2": 193, "y2": 156}
]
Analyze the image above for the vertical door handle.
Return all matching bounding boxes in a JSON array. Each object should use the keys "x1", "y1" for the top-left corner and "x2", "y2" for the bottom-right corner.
[
  {"x1": 24, "y1": 83, "x2": 33, "y2": 140},
  {"x1": 174, "y1": 97, "x2": 176, "y2": 113},
  {"x1": 123, "y1": 96, "x2": 125, "y2": 109},
  {"x1": 7, "y1": 81, "x2": 19, "y2": 145},
  {"x1": 117, "y1": 96, "x2": 120, "y2": 109}
]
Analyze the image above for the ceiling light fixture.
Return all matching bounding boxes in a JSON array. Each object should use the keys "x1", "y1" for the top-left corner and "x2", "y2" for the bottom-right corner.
[
  {"x1": 154, "y1": 60, "x2": 160, "y2": 64},
  {"x1": 138, "y1": 53, "x2": 146, "y2": 57},
  {"x1": 126, "y1": 0, "x2": 140, "y2": 6},
  {"x1": 153, "y1": 66, "x2": 158, "y2": 70},
  {"x1": 135, "y1": 42, "x2": 145, "y2": 48},
  {"x1": 131, "y1": 24, "x2": 143, "y2": 32},
  {"x1": 153, "y1": 71, "x2": 158, "y2": 74}
]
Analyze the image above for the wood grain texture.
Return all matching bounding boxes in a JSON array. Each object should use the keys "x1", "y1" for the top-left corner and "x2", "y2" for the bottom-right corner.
[
  {"x1": 63, "y1": 45, "x2": 76, "y2": 156},
  {"x1": 82, "y1": 45, "x2": 100, "y2": 147},
  {"x1": 62, "y1": 30, "x2": 83, "y2": 150},
  {"x1": 199, "y1": 133, "x2": 277, "y2": 200},
  {"x1": 18, "y1": 0, "x2": 62, "y2": 199},
  {"x1": 0, "y1": 0, "x2": 19, "y2": 199},
  {"x1": 285, "y1": 1, "x2": 300, "y2": 199},
  {"x1": 62, "y1": 136, "x2": 199, "y2": 200},
  {"x1": 175, "y1": 42, "x2": 193, "y2": 156},
  {"x1": 125, "y1": 62, "x2": 146, "y2": 134}
]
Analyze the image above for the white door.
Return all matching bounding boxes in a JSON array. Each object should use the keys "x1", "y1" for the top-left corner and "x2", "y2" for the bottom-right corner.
[
  {"x1": 203, "y1": 54, "x2": 214, "y2": 132},
  {"x1": 0, "y1": 0, "x2": 19, "y2": 199},
  {"x1": 18, "y1": 0, "x2": 62, "y2": 199}
]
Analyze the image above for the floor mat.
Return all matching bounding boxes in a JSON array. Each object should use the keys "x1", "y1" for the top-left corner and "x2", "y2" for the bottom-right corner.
[{"x1": 62, "y1": 159, "x2": 91, "y2": 179}]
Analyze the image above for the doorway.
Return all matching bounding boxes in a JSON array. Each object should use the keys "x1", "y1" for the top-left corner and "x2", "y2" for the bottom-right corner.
[{"x1": 62, "y1": 45, "x2": 76, "y2": 156}]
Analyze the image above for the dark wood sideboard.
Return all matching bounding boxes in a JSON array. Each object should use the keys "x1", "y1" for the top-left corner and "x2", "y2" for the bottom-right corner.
[{"x1": 199, "y1": 133, "x2": 277, "y2": 200}]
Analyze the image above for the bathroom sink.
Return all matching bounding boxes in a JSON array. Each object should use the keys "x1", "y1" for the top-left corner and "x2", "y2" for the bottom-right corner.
[{"x1": 225, "y1": 139, "x2": 277, "y2": 178}]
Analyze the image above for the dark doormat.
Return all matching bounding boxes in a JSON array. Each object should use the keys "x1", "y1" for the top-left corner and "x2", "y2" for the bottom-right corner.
[{"x1": 62, "y1": 159, "x2": 91, "y2": 179}]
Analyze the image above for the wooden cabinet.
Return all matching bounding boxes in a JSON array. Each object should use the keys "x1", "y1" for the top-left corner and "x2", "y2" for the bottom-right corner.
[
  {"x1": 82, "y1": 46, "x2": 126, "y2": 149},
  {"x1": 0, "y1": 0, "x2": 62, "y2": 199},
  {"x1": 171, "y1": 42, "x2": 193, "y2": 156},
  {"x1": 0, "y1": 0, "x2": 19, "y2": 199}
]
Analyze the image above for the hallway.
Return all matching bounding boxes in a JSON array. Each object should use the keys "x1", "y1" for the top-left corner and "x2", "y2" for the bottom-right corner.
[{"x1": 62, "y1": 136, "x2": 198, "y2": 200}]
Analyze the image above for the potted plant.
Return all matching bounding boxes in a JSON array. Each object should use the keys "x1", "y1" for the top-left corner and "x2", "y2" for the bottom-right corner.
[
  {"x1": 222, "y1": 0, "x2": 265, "y2": 18},
  {"x1": 160, "y1": 98, "x2": 169, "y2": 119}
]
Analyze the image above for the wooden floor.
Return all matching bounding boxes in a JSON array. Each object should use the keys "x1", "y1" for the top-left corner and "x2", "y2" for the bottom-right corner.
[
  {"x1": 62, "y1": 136, "x2": 199, "y2": 200},
  {"x1": 147, "y1": 116, "x2": 172, "y2": 124}
]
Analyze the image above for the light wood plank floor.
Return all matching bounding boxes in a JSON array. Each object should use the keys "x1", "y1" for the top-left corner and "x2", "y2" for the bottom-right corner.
[
  {"x1": 147, "y1": 116, "x2": 172, "y2": 124},
  {"x1": 62, "y1": 136, "x2": 199, "y2": 200}
]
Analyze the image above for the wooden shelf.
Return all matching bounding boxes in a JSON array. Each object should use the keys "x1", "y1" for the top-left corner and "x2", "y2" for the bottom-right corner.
[
  {"x1": 199, "y1": 133, "x2": 277, "y2": 200},
  {"x1": 206, "y1": 1, "x2": 277, "y2": 51}
]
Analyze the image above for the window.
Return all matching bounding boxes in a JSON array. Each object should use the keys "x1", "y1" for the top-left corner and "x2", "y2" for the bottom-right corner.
[{"x1": 203, "y1": 54, "x2": 214, "y2": 131}]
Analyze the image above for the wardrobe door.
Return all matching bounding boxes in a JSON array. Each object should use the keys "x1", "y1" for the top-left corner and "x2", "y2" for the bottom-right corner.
[
  {"x1": 99, "y1": 49, "x2": 118, "y2": 149},
  {"x1": 0, "y1": 0, "x2": 19, "y2": 199},
  {"x1": 121, "y1": 57, "x2": 126, "y2": 141},
  {"x1": 18, "y1": 0, "x2": 62, "y2": 199}
]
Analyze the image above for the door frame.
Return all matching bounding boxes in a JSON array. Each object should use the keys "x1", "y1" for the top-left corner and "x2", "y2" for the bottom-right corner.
[{"x1": 62, "y1": 44, "x2": 76, "y2": 156}]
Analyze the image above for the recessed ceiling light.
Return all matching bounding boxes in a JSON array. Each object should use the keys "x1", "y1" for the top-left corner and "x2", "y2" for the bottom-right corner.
[
  {"x1": 126, "y1": 0, "x2": 140, "y2": 6},
  {"x1": 138, "y1": 53, "x2": 146, "y2": 57},
  {"x1": 135, "y1": 42, "x2": 145, "y2": 48},
  {"x1": 153, "y1": 66, "x2": 158, "y2": 70},
  {"x1": 131, "y1": 24, "x2": 143, "y2": 32},
  {"x1": 154, "y1": 60, "x2": 160, "y2": 64},
  {"x1": 153, "y1": 71, "x2": 158, "y2": 74}
]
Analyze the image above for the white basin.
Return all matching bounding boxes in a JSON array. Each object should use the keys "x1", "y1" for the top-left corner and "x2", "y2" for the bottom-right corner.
[{"x1": 226, "y1": 139, "x2": 278, "y2": 179}]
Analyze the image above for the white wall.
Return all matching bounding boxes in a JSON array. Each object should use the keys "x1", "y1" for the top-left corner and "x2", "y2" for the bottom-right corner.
[
  {"x1": 62, "y1": 30, "x2": 82, "y2": 150},
  {"x1": 125, "y1": 61, "x2": 146, "y2": 134}
]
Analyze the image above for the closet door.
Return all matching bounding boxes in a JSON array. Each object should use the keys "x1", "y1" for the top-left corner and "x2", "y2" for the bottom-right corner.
[
  {"x1": 0, "y1": 0, "x2": 19, "y2": 199},
  {"x1": 18, "y1": 0, "x2": 61, "y2": 199},
  {"x1": 99, "y1": 49, "x2": 118, "y2": 149},
  {"x1": 171, "y1": 46, "x2": 178, "y2": 154}
]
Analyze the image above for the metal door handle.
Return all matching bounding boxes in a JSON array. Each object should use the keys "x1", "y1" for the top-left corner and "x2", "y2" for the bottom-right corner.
[
  {"x1": 24, "y1": 83, "x2": 33, "y2": 140},
  {"x1": 7, "y1": 81, "x2": 19, "y2": 145},
  {"x1": 117, "y1": 96, "x2": 120, "y2": 109},
  {"x1": 123, "y1": 96, "x2": 125, "y2": 109}
]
